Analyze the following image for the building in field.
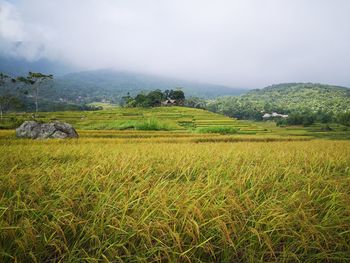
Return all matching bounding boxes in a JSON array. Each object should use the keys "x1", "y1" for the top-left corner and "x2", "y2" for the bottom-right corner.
[
  {"x1": 161, "y1": 99, "x2": 177, "y2": 106},
  {"x1": 263, "y1": 112, "x2": 288, "y2": 119}
]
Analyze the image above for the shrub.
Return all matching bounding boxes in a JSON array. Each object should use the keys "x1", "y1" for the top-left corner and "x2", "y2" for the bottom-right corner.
[
  {"x1": 337, "y1": 112, "x2": 350, "y2": 127},
  {"x1": 117, "y1": 119, "x2": 175, "y2": 131},
  {"x1": 196, "y1": 126, "x2": 239, "y2": 135},
  {"x1": 134, "y1": 118, "x2": 174, "y2": 131}
]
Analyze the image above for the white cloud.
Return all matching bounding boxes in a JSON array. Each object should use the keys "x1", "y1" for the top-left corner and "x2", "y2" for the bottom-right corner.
[
  {"x1": 0, "y1": 0, "x2": 53, "y2": 60},
  {"x1": 1, "y1": 0, "x2": 350, "y2": 87}
]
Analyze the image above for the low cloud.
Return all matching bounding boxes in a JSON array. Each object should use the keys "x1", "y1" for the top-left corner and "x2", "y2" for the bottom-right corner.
[{"x1": 1, "y1": 0, "x2": 350, "y2": 88}]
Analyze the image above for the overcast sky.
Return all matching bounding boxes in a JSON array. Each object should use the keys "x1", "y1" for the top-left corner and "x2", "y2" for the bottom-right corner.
[{"x1": 0, "y1": 0, "x2": 350, "y2": 88}]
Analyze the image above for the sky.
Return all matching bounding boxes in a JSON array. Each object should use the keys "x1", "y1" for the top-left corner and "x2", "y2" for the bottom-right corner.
[{"x1": 0, "y1": 0, "x2": 350, "y2": 88}]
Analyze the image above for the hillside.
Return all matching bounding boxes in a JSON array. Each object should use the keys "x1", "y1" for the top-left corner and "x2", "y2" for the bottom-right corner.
[
  {"x1": 0, "y1": 58, "x2": 247, "y2": 104},
  {"x1": 50, "y1": 69, "x2": 246, "y2": 102},
  {"x1": 209, "y1": 83, "x2": 350, "y2": 120},
  {"x1": 5, "y1": 106, "x2": 264, "y2": 132},
  {"x1": 4, "y1": 106, "x2": 350, "y2": 140},
  {"x1": 246, "y1": 83, "x2": 350, "y2": 112}
]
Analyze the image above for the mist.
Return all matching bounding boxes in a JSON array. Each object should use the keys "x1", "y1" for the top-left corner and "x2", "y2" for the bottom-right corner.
[{"x1": 1, "y1": 0, "x2": 350, "y2": 88}]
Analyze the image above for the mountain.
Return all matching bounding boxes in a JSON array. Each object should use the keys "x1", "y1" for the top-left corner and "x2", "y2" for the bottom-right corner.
[
  {"x1": 209, "y1": 83, "x2": 350, "y2": 120},
  {"x1": 0, "y1": 55, "x2": 75, "y2": 77},
  {"x1": 0, "y1": 56, "x2": 247, "y2": 103},
  {"x1": 50, "y1": 69, "x2": 246, "y2": 102}
]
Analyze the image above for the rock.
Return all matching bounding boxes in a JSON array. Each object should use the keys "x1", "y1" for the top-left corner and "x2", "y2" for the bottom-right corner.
[{"x1": 16, "y1": 121, "x2": 79, "y2": 139}]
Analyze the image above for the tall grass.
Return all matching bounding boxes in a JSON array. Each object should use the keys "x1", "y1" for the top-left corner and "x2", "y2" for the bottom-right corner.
[
  {"x1": 1, "y1": 133, "x2": 350, "y2": 262},
  {"x1": 196, "y1": 126, "x2": 240, "y2": 134},
  {"x1": 132, "y1": 118, "x2": 175, "y2": 131},
  {"x1": 79, "y1": 118, "x2": 176, "y2": 131}
]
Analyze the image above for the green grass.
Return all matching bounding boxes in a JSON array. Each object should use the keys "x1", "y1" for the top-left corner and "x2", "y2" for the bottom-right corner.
[
  {"x1": 196, "y1": 126, "x2": 240, "y2": 135},
  {"x1": 87, "y1": 102, "x2": 119, "y2": 109},
  {"x1": 1, "y1": 107, "x2": 239, "y2": 131},
  {"x1": 118, "y1": 118, "x2": 176, "y2": 131},
  {"x1": 79, "y1": 118, "x2": 176, "y2": 131},
  {"x1": 2, "y1": 107, "x2": 350, "y2": 139}
]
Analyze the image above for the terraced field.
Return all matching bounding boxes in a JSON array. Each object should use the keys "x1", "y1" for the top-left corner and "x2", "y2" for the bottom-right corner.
[
  {"x1": 1, "y1": 107, "x2": 350, "y2": 262},
  {"x1": 3, "y1": 106, "x2": 268, "y2": 132},
  {"x1": 3, "y1": 106, "x2": 350, "y2": 140}
]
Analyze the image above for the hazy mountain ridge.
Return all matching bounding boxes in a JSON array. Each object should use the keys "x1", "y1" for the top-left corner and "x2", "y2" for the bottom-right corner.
[
  {"x1": 249, "y1": 82, "x2": 350, "y2": 95},
  {"x1": 51, "y1": 69, "x2": 247, "y2": 102},
  {"x1": 0, "y1": 56, "x2": 247, "y2": 102},
  {"x1": 0, "y1": 55, "x2": 75, "y2": 77}
]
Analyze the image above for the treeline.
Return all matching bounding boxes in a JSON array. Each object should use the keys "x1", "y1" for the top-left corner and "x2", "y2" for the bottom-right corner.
[
  {"x1": 122, "y1": 89, "x2": 185, "y2": 107},
  {"x1": 275, "y1": 111, "x2": 350, "y2": 127},
  {"x1": 208, "y1": 96, "x2": 350, "y2": 127},
  {"x1": 207, "y1": 97, "x2": 267, "y2": 121},
  {"x1": 275, "y1": 111, "x2": 330, "y2": 126},
  {"x1": 0, "y1": 72, "x2": 101, "y2": 116}
]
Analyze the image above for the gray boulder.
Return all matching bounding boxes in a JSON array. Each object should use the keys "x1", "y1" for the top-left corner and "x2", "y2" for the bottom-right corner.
[{"x1": 16, "y1": 121, "x2": 79, "y2": 139}]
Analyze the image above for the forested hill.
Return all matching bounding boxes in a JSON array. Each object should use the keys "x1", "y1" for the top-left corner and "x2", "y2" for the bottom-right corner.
[
  {"x1": 0, "y1": 56, "x2": 246, "y2": 102},
  {"x1": 208, "y1": 83, "x2": 350, "y2": 120},
  {"x1": 52, "y1": 69, "x2": 246, "y2": 102},
  {"x1": 246, "y1": 83, "x2": 350, "y2": 111}
]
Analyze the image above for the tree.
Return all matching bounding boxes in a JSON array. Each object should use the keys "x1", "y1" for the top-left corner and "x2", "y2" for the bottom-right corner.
[
  {"x1": 184, "y1": 97, "x2": 207, "y2": 109},
  {"x1": 169, "y1": 89, "x2": 185, "y2": 104},
  {"x1": 0, "y1": 73, "x2": 9, "y2": 86},
  {"x1": 123, "y1": 89, "x2": 186, "y2": 108},
  {"x1": 0, "y1": 73, "x2": 18, "y2": 120},
  {"x1": 337, "y1": 112, "x2": 350, "y2": 127},
  {"x1": 0, "y1": 72, "x2": 16, "y2": 90},
  {"x1": 302, "y1": 114, "x2": 315, "y2": 126},
  {"x1": 121, "y1": 92, "x2": 133, "y2": 106},
  {"x1": 134, "y1": 93, "x2": 148, "y2": 107},
  {"x1": 163, "y1": 90, "x2": 170, "y2": 99},
  {"x1": 147, "y1": 89, "x2": 164, "y2": 106},
  {"x1": 316, "y1": 111, "x2": 333, "y2": 123},
  {"x1": 17, "y1": 72, "x2": 53, "y2": 117},
  {"x1": 280, "y1": 111, "x2": 315, "y2": 126},
  {"x1": 0, "y1": 95, "x2": 22, "y2": 120}
]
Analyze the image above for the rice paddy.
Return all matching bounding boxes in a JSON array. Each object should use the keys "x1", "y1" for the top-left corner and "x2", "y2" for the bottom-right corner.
[{"x1": 1, "y1": 107, "x2": 350, "y2": 262}]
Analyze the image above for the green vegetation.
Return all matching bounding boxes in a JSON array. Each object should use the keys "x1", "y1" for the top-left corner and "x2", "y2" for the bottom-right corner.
[
  {"x1": 1, "y1": 91, "x2": 350, "y2": 261},
  {"x1": 196, "y1": 126, "x2": 239, "y2": 135},
  {"x1": 52, "y1": 69, "x2": 243, "y2": 103},
  {"x1": 84, "y1": 118, "x2": 176, "y2": 131},
  {"x1": 209, "y1": 83, "x2": 350, "y2": 122},
  {"x1": 0, "y1": 72, "x2": 102, "y2": 113},
  {"x1": 0, "y1": 68, "x2": 242, "y2": 109},
  {"x1": 16, "y1": 72, "x2": 54, "y2": 116},
  {"x1": 337, "y1": 112, "x2": 350, "y2": 127},
  {"x1": 0, "y1": 73, "x2": 22, "y2": 120},
  {"x1": 0, "y1": 107, "x2": 239, "y2": 131},
  {"x1": 2, "y1": 106, "x2": 350, "y2": 139},
  {"x1": 122, "y1": 89, "x2": 185, "y2": 107}
]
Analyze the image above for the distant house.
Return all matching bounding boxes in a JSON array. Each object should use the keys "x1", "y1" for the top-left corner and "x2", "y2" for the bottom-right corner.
[
  {"x1": 262, "y1": 113, "x2": 272, "y2": 119},
  {"x1": 161, "y1": 99, "x2": 177, "y2": 106},
  {"x1": 263, "y1": 112, "x2": 288, "y2": 119}
]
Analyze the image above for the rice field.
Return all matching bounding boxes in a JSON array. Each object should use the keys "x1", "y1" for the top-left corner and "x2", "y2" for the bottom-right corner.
[
  {"x1": 1, "y1": 107, "x2": 268, "y2": 133},
  {"x1": 1, "y1": 107, "x2": 350, "y2": 262},
  {"x1": 3, "y1": 106, "x2": 350, "y2": 139}
]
